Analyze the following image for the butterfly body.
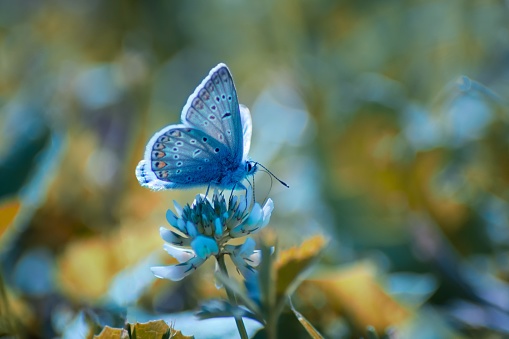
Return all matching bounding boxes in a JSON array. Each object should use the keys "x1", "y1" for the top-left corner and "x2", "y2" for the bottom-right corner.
[{"x1": 136, "y1": 63, "x2": 258, "y2": 190}]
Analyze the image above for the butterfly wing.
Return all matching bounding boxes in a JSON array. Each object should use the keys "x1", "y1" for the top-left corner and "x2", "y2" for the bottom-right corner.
[
  {"x1": 239, "y1": 104, "x2": 252, "y2": 160},
  {"x1": 181, "y1": 63, "x2": 244, "y2": 164},
  {"x1": 136, "y1": 125, "x2": 231, "y2": 190}
]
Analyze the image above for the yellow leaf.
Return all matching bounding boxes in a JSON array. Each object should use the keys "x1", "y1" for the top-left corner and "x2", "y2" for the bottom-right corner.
[
  {"x1": 307, "y1": 261, "x2": 410, "y2": 333},
  {"x1": 130, "y1": 320, "x2": 194, "y2": 339},
  {"x1": 131, "y1": 320, "x2": 170, "y2": 339},
  {"x1": 0, "y1": 198, "x2": 21, "y2": 239},
  {"x1": 275, "y1": 235, "x2": 326, "y2": 296},
  {"x1": 93, "y1": 326, "x2": 129, "y2": 339}
]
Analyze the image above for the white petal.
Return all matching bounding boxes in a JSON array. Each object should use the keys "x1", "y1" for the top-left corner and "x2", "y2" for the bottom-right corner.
[
  {"x1": 151, "y1": 257, "x2": 206, "y2": 281},
  {"x1": 163, "y1": 243, "x2": 195, "y2": 263},
  {"x1": 214, "y1": 261, "x2": 223, "y2": 289},
  {"x1": 261, "y1": 199, "x2": 274, "y2": 227},
  {"x1": 238, "y1": 238, "x2": 256, "y2": 257},
  {"x1": 247, "y1": 250, "x2": 262, "y2": 267},
  {"x1": 173, "y1": 200, "x2": 183, "y2": 217},
  {"x1": 193, "y1": 194, "x2": 202, "y2": 207},
  {"x1": 246, "y1": 203, "x2": 262, "y2": 226}
]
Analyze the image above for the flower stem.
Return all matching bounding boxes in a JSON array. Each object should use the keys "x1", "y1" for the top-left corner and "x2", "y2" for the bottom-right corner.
[{"x1": 217, "y1": 255, "x2": 248, "y2": 339}]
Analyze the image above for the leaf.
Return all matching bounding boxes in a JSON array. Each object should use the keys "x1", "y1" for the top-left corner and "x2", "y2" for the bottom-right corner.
[
  {"x1": 213, "y1": 271, "x2": 262, "y2": 318},
  {"x1": 306, "y1": 261, "x2": 410, "y2": 332},
  {"x1": 0, "y1": 198, "x2": 21, "y2": 240},
  {"x1": 196, "y1": 299, "x2": 260, "y2": 323},
  {"x1": 130, "y1": 320, "x2": 173, "y2": 339},
  {"x1": 289, "y1": 298, "x2": 324, "y2": 339},
  {"x1": 93, "y1": 326, "x2": 129, "y2": 339},
  {"x1": 275, "y1": 235, "x2": 326, "y2": 297}
]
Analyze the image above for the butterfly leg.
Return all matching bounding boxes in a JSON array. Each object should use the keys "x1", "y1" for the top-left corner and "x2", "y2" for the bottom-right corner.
[
  {"x1": 205, "y1": 182, "x2": 212, "y2": 198},
  {"x1": 247, "y1": 175, "x2": 255, "y2": 201}
]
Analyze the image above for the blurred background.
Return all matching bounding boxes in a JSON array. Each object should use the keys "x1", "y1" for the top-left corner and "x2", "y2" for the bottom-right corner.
[{"x1": 1, "y1": 0, "x2": 509, "y2": 338}]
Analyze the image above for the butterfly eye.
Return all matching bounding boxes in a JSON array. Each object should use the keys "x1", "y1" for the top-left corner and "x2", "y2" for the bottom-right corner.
[{"x1": 247, "y1": 162, "x2": 253, "y2": 172}]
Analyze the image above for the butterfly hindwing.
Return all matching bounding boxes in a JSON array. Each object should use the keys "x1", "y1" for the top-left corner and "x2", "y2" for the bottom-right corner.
[
  {"x1": 147, "y1": 126, "x2": 231, "y2": 186},
  {"x1": 181, "y1": 64, "x2": 244, "y2": 164}
]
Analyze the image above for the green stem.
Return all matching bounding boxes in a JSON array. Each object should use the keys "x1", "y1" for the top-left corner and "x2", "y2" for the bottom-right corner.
[{"x1": 217, "y1": 255, "x2": 249, "y2": 339}]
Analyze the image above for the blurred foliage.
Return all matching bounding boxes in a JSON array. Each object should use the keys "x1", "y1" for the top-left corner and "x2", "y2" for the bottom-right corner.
[{"x1": 1, "y1": 0, "x2": 509, "y2": 338}]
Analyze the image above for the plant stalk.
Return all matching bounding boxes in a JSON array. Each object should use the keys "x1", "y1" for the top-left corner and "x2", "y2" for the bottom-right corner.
[{"x1": 217, "y1": 255, "x2": 248, "y2": 339}]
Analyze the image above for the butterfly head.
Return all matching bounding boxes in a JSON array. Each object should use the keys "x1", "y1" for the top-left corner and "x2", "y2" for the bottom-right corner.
[{"x1": 246, "y1": 161, "x2": 258, "y2": 175}]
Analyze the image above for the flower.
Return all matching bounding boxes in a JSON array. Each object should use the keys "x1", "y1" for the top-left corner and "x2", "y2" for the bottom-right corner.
[{"x1": 151, "y1": 187, "x2": 273, "y2": 282}]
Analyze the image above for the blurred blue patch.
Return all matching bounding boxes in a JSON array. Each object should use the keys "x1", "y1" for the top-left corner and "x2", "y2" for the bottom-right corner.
[
  {"x1": 480, "y1": 196, "x2": 509, "y2": 245},
  {"x1": 251, "y1": 81, "x2": 314, "y2": 164},
  {"x1": 60, "y1": 311, "x2": 90, "y2": 339},
  {"x1": 386, "y1": 272, "x2": 438, "y2": 307},
  {"x1": 107, "y1": 253, "x2": 158, "y2": 307},
  {"x1": 354, "y1": 72, "x2": 406, "y2": 109},
  {"x1": 0, "y1": 100, "x2": 51, "y2": 200},
  {"x1": 402, "y1": 104, "x2": 441, "y2": 151},
  {"x1": 13, "y1": 247, "x2": 55, "y2": 296},
  {"x1": 74, "y1": 64, "x2": 122, "y2": 110},
  {"x1": 445, "y1": 94, "x2": 492, "y2": 147}
]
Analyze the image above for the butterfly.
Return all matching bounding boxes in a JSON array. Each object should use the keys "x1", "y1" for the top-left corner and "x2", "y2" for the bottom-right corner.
[{"x1": 136, "y1": 63, "x2": 274, "y2": 191}]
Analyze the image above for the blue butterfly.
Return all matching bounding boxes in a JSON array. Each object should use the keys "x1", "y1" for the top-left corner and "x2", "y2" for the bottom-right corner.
[{"x1": 136, "y1": 63, "x2": 265, "y2": 191}]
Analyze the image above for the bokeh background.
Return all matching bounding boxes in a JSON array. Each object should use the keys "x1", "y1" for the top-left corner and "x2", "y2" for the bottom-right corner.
[{"x1": 1, "y1": 1, "x2": 509, "y2": 338}]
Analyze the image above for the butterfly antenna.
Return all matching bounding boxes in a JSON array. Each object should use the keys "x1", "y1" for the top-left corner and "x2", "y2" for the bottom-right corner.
[{"x1": 255, "y1": 163, "x2": 289, "y2": 188}]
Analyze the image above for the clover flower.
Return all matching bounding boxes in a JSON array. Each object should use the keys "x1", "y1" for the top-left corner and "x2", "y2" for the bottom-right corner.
[{"x1": 151, "y1": 187, "x2": 274, "y2": 282}]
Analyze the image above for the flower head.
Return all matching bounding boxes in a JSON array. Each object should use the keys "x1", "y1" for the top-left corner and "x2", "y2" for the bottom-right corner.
[{"x1": 151, "y1": 187, "x2": 273, "y2": 281}]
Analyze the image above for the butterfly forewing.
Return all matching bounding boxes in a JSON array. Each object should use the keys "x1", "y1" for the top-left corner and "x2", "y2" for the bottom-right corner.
[
  {"x1": 182, "y1": 64, "x2": 243, "y2": 164},
  {"x1": 149, "y1": 127, "x2": 229, "y2": 185}
]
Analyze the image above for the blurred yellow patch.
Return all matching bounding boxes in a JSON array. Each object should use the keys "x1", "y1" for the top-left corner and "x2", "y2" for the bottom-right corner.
[
  {"x1": 306, "y1": 261, "x2": 410, "y2": 333},
  {"x1": 57, "y1": 221, "x2": 167, "y2": 301},
  {"x1": 0, "y1": 198, "x2": 21, "y2": 240}
]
